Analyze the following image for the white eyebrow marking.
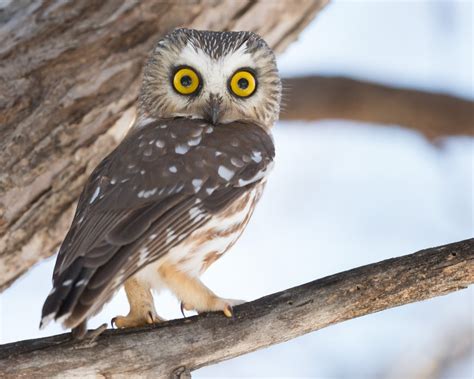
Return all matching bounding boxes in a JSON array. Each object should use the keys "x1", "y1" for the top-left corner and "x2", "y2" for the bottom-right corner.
[{"x1": 218, "y1": 166, "x2": 235, "y2": 181}]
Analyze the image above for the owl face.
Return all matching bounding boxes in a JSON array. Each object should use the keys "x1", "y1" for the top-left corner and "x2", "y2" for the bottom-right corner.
[{"x1": 139, "y1": 29, "x2": 281, "y2": 128}]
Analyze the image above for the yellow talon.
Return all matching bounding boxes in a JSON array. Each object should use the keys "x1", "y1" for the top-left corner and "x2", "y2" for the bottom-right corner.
[{"x1": 223, "y1": 305, "x2": 233, "y2": 318}]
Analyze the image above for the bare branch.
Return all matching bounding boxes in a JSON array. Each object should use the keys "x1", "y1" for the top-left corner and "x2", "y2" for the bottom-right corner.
[
  {"x1": 280, "y1": 76, "x2": 474, "y2": 139},
  {"x1": 1, "y1": 238, "x2": 472, "y2": 378}
]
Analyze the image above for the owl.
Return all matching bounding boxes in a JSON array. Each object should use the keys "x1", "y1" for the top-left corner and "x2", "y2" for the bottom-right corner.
[{"x1": 40, "y1": 28, "x2": 281, "y2": 338}]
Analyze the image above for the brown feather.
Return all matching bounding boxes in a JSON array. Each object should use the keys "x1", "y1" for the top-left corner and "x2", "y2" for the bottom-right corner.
[{"x1": 41, "y1": 118, "x2": 274, "y2": 329}]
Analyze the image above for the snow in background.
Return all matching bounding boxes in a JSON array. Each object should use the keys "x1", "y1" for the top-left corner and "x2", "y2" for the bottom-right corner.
[{"x1": 1, "y1": 1, "x2": 472, "y2": 378}]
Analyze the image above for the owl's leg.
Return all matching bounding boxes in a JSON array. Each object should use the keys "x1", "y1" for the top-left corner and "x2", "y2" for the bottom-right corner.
[
  {"x1": 159, "y1": 262, "x2": 245, "y2": 317},
  {"x1": 111, "y1": 277, "x2": 164, "y2": 328}
]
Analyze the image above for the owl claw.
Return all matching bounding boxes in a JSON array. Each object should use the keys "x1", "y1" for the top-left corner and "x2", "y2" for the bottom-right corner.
[
  {"x1": 146, "y1": 311, "x2": 155, "y2": 324},
  {"x1": 180, "y1": 301, "x2": 195, "y2": 317},
  {"x1": 223, "y1": 304, "x2": 233, "y2": 318}
]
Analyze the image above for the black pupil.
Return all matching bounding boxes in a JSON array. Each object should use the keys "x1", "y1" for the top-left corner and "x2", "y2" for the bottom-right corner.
[
  {"x1": 180, "y1": 75, "x2": 192, "y2": 87},
  {"x1": 238, "y1": 78, "x2": 249, "y2": 89}
]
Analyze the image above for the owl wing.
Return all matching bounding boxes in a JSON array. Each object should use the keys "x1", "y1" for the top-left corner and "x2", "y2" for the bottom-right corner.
[{"x1": 41, "y1": 117, "x2": 274, "y2": 328}]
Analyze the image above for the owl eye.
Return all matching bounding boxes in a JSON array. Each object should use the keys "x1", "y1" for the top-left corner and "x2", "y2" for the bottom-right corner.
[
  {"x1": 172, "y1": 67, "x2": 201, "y2": 95},
  {"x1": 229, "y1": 70, "x2": 257, "y2": 98}
]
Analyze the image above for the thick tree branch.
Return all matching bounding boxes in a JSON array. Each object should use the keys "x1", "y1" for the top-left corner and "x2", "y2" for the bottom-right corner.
[
  {"x1": 280, "y1": 76, "x2": 474, "y2": 139},
  {"x1": 1, "y1": 238, "x2": 472, "y2": 378},
  {"x1": 0, "y1": 0, "x2": 328, "y2": 292}
]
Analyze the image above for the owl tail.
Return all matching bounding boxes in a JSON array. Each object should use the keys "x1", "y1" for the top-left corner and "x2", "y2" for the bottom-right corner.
[{"x1": 40, "y1": 257, "x2": 93, "y2": 330}]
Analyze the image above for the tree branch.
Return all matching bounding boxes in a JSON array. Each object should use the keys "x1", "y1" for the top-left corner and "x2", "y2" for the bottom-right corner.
[
  {"x1": 280, "y1": 76, "x2": 474, "y2": 139},
  {"x1": 1, "y1": 238, "x2": 472, "y2": 378},
  {"x1": 0, "y1": 0, "x2": 329, "y2": 292}
]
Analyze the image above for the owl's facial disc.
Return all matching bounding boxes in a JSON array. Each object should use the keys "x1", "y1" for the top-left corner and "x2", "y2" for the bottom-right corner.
[{"x1": 139, "y1": 29, "x2": 282, "y2": 127}]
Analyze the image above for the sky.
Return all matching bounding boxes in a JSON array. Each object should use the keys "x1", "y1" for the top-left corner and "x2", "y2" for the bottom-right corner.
[{"x1": 1, "y1": 1, "x2": 473, "y2": 378}]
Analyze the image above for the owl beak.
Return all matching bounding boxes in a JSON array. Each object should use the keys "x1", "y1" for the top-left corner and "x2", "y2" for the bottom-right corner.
[{"x1": 206, "y1": 95, "x2": 222, "y2": 125}]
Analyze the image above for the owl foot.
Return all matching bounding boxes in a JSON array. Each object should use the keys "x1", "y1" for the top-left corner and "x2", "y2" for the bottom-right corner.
[
  {"x1": 113, "y1": 277, "x2": 163, "y2": 328},
  {"x1": 74, "y1": 324, "x2": 108, "y2": 348},
  {"x1": 159, "y1": 262, "x2": 247, "y2": 319},
  {"x1": 111, "y1": 310, "x2": 164, "y2": 329},
  {"x1": 181, "y1": 298, "x2": 246, "y2": 318},
  {"x1": 72, "y1": 322, "x2": 108, "y2": 342}
]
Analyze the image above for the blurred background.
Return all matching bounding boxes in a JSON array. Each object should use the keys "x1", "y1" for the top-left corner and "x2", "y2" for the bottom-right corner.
[{"x1": 1, "y1": 1, "x2": 472, "y2": 378}]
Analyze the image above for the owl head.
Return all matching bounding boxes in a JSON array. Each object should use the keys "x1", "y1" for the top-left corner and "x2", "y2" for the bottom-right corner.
[{"x1": 139, "y1": 28, "x2": 281, "y2": 128}]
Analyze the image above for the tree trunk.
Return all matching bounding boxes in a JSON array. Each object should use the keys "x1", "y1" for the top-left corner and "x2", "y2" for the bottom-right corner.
[{"x1": 0, "y1": 0, "x2": 328, "y2": 292}]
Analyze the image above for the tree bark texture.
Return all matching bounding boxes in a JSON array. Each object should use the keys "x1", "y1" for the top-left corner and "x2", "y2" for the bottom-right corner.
[
  {"x1": 0, "y1": 238, "x2": 472, "y2": 378},
  {"x1": 0, "y1": 0, "x2": 329, "y2": 292},
  {"x1": 280, "y1": 76, "x2": 474, "y2": 140}
]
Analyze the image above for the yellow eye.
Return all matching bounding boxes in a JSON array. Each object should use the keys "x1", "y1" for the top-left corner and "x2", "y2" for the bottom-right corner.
[
  {"x1": 173, "y1": 67, "x2": 200, "y2": 95},
  {"x1": 230, "y1": 70, "x2": 256, "y2": 97}
]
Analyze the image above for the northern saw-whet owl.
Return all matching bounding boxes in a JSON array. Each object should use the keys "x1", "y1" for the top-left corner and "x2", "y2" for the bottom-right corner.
[{"x1": 41, "y1": 28, "x2": 281, "y2": 338}]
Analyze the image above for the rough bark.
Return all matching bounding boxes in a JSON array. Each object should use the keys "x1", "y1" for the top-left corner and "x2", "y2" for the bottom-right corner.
[
  {"x1": 280, "y1": 76, "x2": 474, "y2": 139},
  {"x1": 0, "y1": 238, "x2": 472, "y2": 378},
  {"x1": 0, "y1": 0, "x2": 328, "y2": 292}
]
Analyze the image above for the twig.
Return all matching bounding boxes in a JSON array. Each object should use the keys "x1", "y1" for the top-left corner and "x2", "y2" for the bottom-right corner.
[{"x1": 0, "y1": 238, "x2": 472, "y2": 378}]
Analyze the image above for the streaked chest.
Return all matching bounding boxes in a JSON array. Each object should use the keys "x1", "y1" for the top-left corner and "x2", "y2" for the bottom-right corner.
[{"x1": 136, "y1": 182, "x2": 264, "y2": 289}]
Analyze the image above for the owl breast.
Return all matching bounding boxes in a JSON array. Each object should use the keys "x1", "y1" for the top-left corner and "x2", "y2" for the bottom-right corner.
[{"x1": 135, "y1": 182, "x2": 265, "y2": 291}]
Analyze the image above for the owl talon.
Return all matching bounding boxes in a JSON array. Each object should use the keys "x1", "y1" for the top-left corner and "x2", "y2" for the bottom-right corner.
[
  {"x1": 146, "y1": 311, "x2": 152, "y2": 324},
  {"x1": 180, "y1": 301, "x2": 197, "y2": 317},
  {"x1": 223, "y1": 305, "x2": 233, "y2": 318}
]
